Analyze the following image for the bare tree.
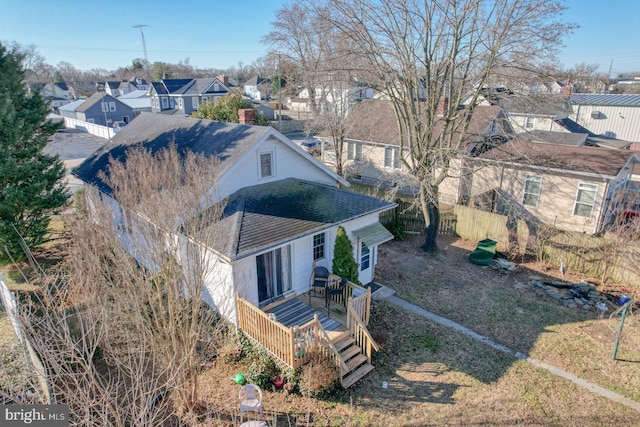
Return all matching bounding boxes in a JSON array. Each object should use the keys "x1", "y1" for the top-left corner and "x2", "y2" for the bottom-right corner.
[
  {"x1": 315, "y1": 0, "x2": 574, "y2": 253},
  {"x1": 16, "y1": 146, "x2": 230, "y2": 424}
]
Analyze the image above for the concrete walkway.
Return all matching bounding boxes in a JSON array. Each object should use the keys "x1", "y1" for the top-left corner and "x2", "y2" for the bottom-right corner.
[{"x1": 371, "y1": 284, "x2": 640, "y2": 413}]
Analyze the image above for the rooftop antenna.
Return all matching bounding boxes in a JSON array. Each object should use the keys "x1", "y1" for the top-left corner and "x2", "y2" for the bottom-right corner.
[{"x1": 133, "y1": 24, "x2": 150, "y2": 63}]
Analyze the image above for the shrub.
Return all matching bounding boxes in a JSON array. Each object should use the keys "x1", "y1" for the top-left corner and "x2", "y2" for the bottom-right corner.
[
  {"x1": 382, "y1": 218, "x2": 405, "y2": 240},
  {"x1": 298, "y1": 353, "x2": 339, "y2": 397},
  {"x1": 246, "y1": 357, "x2": 279, "y2": 390},
  {"x1": 332, "y1": 225, "x2": 360, "y2": 284}
]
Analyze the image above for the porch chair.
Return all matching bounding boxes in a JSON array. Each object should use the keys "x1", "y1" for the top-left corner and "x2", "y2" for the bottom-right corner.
[
  {"x1": 239, "y1": 384, "x2": 263, "y2": 422},
  {"x1": 326, "y1": 276, "x2": 348, "y2": 314},
  {"x1": 310, "y1": 266, "x2": 330, "y2": 303}
]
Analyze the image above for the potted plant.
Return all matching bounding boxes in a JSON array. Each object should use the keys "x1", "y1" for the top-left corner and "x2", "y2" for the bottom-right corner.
[{"x1": 272, "y1": 374, "x2": 285, "y2": 389}]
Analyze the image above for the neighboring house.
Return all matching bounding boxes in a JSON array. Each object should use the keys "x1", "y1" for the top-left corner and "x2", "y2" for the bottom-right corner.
[
  {"x1": 252, "y1": 101, "x2": 275, "y2": 120},
  {"x1": 495, "y1": 95, "x2": 572, "y2": 133},
  {"x1": 75, "y1": 92, "x2": 134, "y2": 126},
  {"x1": 298, "y1": 80, "x2": 374, "y2": 114},
  {"x1": 569, "y1": 94, "x2": 640, "y2": 142},
  {"x1": 118, "y1": 89, "x2": 152, "y2": 115},
  {"x1": 57, "y1": 99, "x2": 86, "y2": 121},
  {"x1": 73, "y1": 113, "x2": 395, "y2": 385},
  {"x1": 30, "y1": 81, "x2": 74, "y2": 110},
  {"x1": 149, "y1": 77, "x2": 233, "y2": 116},
  {"x1": 244, "y1": 75, "x2": 272, "y2": 100},
  {"x1": 325, "y1": 99, "x2": 515, "y2": 203},
  {"x1": 469, "y1": 140, "x2": 640, "y2": 234},
  {"x1": 104, "y1": 78, "x2": 149, "y2": 97}
]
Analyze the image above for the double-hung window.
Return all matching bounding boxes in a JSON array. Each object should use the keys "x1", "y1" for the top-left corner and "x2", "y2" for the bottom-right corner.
[
  {"x1": 384, "y1": 147, "x2": 401, "y2": 169},
  {"x1": 161, "y1": 97, "x2": 168, "y2": 109},
  {"x1": 525, "y1": 116, "x2": 535, "y2": 129},
  {"x1": 109, "y1": 102, "x2": 116, "y2": 112},
  {"x1": 573, "y1": 183, "x2": 598, "y2": 217},
  {"x1": 192, "y1": 97, "x2": 199, "y2": 109},
  {"x1": 101, "y1": 102, "x2": 109, "y2": 112},
  {"x1": 312, "y1": 233, "x2": 325, "y2": 261},
  {"x1": 522, "y1": 175, "x2": 542, "y2": 207},
  {"x1": 259, "y1": 152, "x2": 273, "y2": 178},
  {"x1": 347, "y1": 142, "x2": 363, "y2": 161}
]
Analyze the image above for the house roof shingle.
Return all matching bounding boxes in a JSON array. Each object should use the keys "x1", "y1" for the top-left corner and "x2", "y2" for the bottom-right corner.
[
  {"x1": 202, "y1": 178, "x2": 395, "y2": 260},
  {"x1": 517, "y1": 130, "x2": 588, "y2": 146},
  {"x1": 478, "y1": 140, "x2": 636, "y2": 177},
  {"x1": 72, "y1": 113, "x2": 273, "y2": 194},
  {"x1": 341, "y1": 100, "x2": 506, "y2": 147}
]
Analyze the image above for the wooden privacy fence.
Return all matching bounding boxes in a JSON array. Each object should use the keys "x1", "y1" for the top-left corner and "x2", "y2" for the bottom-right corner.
[{"x1": 380, "y1": 199, "x2": 457, "y2": 235}]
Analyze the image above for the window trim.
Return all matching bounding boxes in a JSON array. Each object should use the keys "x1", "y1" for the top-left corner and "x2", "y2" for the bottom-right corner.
[
  {"x1": 192, "y1": 96, "x2": 199, "y2": 109},
  {"x1": 522, "y1": 175, "x2": 542, "y2": 208},
  {"x1": 101, "y1": 102, "x2": 109, "y2": 113},
  {"x1": 161, "y1": 97, "x2": 168, "y2": 108},
  {"x1": 259, "y1": 151, "x2": 274, "y2": 179},
  {"x1": 573, "y1": 183, "x2": 598, "y2": 218},
  {"x1": 312, "y1": 233, "x2": 325, "y2": 261}
]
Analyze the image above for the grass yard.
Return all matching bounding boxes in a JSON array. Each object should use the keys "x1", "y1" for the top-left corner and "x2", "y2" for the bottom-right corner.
[{"x1": 2, "y1": 221, "x2": 639, "y2": 426}]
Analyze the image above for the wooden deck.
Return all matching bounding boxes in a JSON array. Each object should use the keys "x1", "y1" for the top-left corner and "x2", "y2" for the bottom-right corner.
[{"x1": 265, "y1": 296, "x2": 343, "y2": 332}]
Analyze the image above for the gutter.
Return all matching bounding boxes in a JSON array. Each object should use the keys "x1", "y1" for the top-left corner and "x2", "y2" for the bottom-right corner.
[{"x1": 474, "y1": 157, "x2": 619, "y2": 181}]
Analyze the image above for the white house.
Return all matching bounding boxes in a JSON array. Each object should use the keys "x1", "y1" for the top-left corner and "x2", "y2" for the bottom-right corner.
[{"x1": 73, "y1": 113, "x2": 395, "y2": 325}]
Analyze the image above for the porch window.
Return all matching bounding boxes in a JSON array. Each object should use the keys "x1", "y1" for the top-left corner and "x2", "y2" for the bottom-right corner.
[
  {"x1": 161, "y1": 97, "x2": 168, "y2": 108},
  {"x1": 360, "y1": 241, "x2": 370, "y2": 271},
  {"x1": 384, "y1": 146, "x2": 401, "y2": 169},
  {"x1": 347, "y1": 141, "x2": 363, "y2": 161},
  {"x1": 256, "y1": 246, "x2": 292, "y2": 304},
  {"x1": 192, "y1": 97, "x2": 199, "y2": 109},
  {"x1": 313, "y1": 233, "x2": 325, "y2": 261},
  {"x1": 259, "y1": 152, "x2": 273, "y2": 178},
  {"x1": 522, "y1": 175, "x2": 542, "y2": 207},
  {"x1": 574, "y1": 183, "x2": 598, "y2": 217}
]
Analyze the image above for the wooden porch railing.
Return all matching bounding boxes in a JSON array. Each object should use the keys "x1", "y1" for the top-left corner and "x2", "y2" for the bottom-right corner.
[
  {"x1": 347, "y1": 298, "x2": 379, "y2": 363},
  {"x1": 326, "y1": 276, "x2": 372, "y2": 325}
]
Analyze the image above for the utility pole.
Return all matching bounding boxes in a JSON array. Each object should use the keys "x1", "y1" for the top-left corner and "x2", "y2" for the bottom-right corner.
[
  {"x1": 133, "y1": 25, "x2": 150, "y2": 63},
  {"x1": 277, "y1": 52, "x2": 282, "y2": 132}
]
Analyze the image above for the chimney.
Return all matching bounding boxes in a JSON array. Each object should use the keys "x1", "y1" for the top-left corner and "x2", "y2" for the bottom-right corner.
[
  {"x1": 561, "y1": 84, "x2": 572, "y2": 96},
  {"x1": 218, "y1": 75, "x2": 229, "y2": 86},
  {"x1": 437, "y1": 96, "x2": 449, "y2": 116},
  {"x1": 238, "y1": 109, "x2": 255, "y2": 125}
]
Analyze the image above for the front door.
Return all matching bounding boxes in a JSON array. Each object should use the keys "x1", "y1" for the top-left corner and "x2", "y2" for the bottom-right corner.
[
  {"x1": 359, "y1": 240, "x2": 374, "y2": 284},
  {"x1": 256, "y1": 246, "x2": 292, "y2": 304}
]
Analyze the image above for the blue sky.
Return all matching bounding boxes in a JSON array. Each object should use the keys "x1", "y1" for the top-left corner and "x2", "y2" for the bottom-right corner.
[{"x1": 1, "y1": 0, "x2": 639, "y2": 76}]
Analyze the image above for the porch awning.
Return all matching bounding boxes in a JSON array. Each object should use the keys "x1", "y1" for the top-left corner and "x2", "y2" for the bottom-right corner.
[{"x1": 352, "y1": 222, "x2": 394, "y2": 247}]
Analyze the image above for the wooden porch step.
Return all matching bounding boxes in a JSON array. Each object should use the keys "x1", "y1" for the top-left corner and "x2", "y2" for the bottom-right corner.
[
  {"x1": 341, "y1": 363, "x2": 374, "y2": 389},
  {"x1": 333, "y1": 336, "x2": 355, "y2": 353},
  {"x1": 340, "y1": 345, "x2": 361, "y2": 362},
  {"x1": 345, "y1": 353, "x2": 368, "y2": 372}
]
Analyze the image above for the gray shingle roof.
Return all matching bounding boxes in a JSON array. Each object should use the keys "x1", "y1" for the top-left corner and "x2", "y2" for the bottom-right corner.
[
  {"x1": 478, "y1": 140, "x2": 637, "y2": 177},
  {"x1": 497, "y1": 95, "x2": 571, "y2": 116},
  {"x1": 517, "y1": 130, "x2": 588, "y2": 146},
  {"x1": 201, "y1": 178, "x2": 396, "y2": 260},
  {"x1": 72, "y1": 113, "x2": 273, "y2": 194}
]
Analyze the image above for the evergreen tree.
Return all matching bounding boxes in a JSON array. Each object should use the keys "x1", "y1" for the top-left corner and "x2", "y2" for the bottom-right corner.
[
  {"x1": 0, "y1": 43, "x2": 69, "y2": 261},
  {"x1": 332, "y1": 225, "x2": 359, "y2": 284}
]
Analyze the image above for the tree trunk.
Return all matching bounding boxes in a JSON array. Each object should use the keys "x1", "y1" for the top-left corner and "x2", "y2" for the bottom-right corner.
[{"x1": 420, "y1": 185, "x2": 440, "y2": 254}]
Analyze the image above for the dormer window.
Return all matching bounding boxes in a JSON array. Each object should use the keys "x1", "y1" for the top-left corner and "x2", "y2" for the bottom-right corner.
[{"x1": 259, "y1": 152, "x2": 273, "y2": 178}]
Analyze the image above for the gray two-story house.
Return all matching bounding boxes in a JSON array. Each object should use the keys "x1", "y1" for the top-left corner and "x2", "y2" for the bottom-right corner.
[{"x1": 75, "y1": 92, "x2": 134, "y2": 126}]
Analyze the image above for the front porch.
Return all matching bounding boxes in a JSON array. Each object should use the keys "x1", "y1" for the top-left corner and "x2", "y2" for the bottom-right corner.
[{"x1": 236, "y1": 278, "x2": 378, "y2": 388}]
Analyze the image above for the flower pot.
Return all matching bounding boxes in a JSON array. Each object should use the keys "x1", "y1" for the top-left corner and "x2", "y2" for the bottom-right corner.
[{"x1": 272, "y1": 374, "x2": 285, "y2": 389}]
